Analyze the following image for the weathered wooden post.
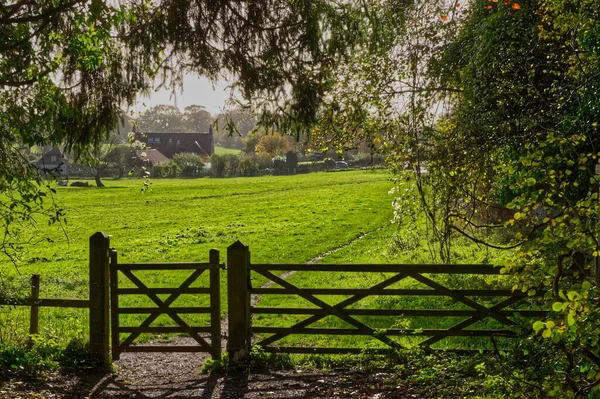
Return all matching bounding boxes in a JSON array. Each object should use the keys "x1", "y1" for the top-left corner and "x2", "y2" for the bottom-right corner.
[
  {"x1": 29, "y1": 274, "x2": 40, "y2": 335},
  {"x1": 227, "y1": 241, "x2": 250, "y2": 362},
  {"x1": 209, "y1": 248, "x2": 222, "y2": 360},
  {"x1": 89, "y1": 232, "x2": 111, "y2": 369}
]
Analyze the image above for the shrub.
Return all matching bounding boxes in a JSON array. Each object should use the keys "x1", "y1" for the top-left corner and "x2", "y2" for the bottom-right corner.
[
  {"x1": 272, "y1": 156, "x2": 288, "y2": 175},
  {"x1": 286, "y1": 150, "x2": 298, "y2": 174},
  {"x1": 324, "y1": 158, "x2": 336, "y2": 170},
  {"x1": 238, "y1": 156, "x2": 258, "y2": 176},
  {"x1": 171, "y1": 152, "x2": 204, "y2": 177},
  {"x1": 210, "y1": 154, "x2": 226, "y2": 177}
]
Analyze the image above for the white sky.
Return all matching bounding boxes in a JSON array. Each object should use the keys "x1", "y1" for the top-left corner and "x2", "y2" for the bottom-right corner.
[{"x1": 134, "y1": 75, "x2": 233, "y2": 116}]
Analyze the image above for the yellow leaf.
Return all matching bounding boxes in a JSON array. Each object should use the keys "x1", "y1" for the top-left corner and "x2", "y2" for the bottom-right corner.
[{"x1": 542, "y1": 329, "x2": 552, "y2": 338}]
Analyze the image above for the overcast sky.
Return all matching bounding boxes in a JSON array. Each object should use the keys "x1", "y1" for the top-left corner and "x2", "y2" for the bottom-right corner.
[{"x1": 134, "y1": 75, "x2": 233, "y2": 116}]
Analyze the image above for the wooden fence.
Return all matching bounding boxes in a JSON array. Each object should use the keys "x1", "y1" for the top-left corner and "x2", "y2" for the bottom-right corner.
[
  {"x1": 0, "y1": 274, "x2": 89, "y2": 335},
  {"x1": 0, "y1": 235, "x2": 549, "y2": 367}
]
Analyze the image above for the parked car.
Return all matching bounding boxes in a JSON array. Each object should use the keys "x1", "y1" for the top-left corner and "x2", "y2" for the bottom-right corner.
[{"x1": 335, "y1": 161, "x2": 349, "y2": 169}]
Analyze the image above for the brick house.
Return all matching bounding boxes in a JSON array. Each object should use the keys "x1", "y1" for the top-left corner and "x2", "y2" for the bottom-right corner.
[{"x1": 136, "y1": 126, "x2": 214, "y2": 159}]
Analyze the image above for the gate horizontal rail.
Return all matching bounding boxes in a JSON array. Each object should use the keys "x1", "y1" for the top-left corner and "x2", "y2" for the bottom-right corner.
[{"x1": 251, "y1": 263, "x2": 501, "y2": 274}]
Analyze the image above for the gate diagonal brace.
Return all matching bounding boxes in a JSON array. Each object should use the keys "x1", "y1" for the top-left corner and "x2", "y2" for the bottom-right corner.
[
  {"x1": 410, "y1": 274, "x2": 517, "y2": 327},
  {"x1": 419, "y1": 296, "x2": 521, "y2": 347},
  {"x1": 118, "y1": 268, "x2": 211, "y2": 351},
  {"x1": 254, "y1": 270, "x2": 409, "y2": 350}
]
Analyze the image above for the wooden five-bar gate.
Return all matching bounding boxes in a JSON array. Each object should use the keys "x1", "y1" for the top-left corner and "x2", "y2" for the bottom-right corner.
[{"x1": 226, "y1": 241, "x2": 548, "y2": 359}]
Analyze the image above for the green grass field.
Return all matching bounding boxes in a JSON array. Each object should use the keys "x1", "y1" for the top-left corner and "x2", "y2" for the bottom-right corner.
[
  {"x1": 1, "y1": 170, "x2": 397, "y2": 343},
  {"x1": 213, "y1": 146, "x2": 241, "y2": 156},
  {"x1": 0, "y1": 169, "x2": 523, "y2": 353}
]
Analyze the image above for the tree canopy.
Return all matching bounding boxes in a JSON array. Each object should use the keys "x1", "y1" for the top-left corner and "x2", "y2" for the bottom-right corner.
[{"x1": 0, "y1": 0, "x2": 367, "y2": 259}]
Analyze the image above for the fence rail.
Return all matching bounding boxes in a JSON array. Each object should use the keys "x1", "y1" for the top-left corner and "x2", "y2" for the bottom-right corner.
[{"x1": 0, "y1": 274, "x2": 89, "y2": 335}]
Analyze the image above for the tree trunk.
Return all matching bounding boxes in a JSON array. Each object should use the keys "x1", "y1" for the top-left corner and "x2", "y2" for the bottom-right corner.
[{"x1": 95, "y1": 172, "x2": 104, "y2": 188}]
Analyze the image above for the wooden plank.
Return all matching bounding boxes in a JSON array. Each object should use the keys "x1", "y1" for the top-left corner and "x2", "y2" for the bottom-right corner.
[
  {"x1": 117, "y1": 262, "x2": 222, "y2": 271},
  {"x1": 250, "y1": 288, "x2": 524, "y2": 297},
  {"x1": 251, "y1": 263, "x2": 500, "y2": 274},
  {"x1": 262, "y1": 347, "x2": 392, "y2": 355},
  {"x1": 261, "y1": 347, "x2": 505, "y2": 354},
  {"x1": 410, "y1": 274, "x2": 516, "y2": 327},
  {"x1": 118, "y1": 307, "x2": 211, "y2": 314},
  {"x1": 118, "y1": 326, "x2": 211, "y2": 333},
  {"x1": 254, "y1": 269, "x2": 402, "y2": 350},
  {"x1": 39, "y1": 299, "x2": 90, "y2": 308},
  {"x1": 89, "y1": 232, "x2": 111, "y2": 369},
  {"x1": 117, "y1": 287, "x2": 211, "y2": 295},
  {"x1": 419, "y1": 296, "x2": 523, "y2": 347},
  {"x1": 110, "y1": 249, "x2": 120, "y2": 361},
  {"x1": 251, "y1": 307, "x2": 549, "y2": 317},
  {"x1": 122, "y1": 346, "x2": 208, "y2": 353},
  {"x1": 29, "y1": 274, "x2": 39, "y2": 335},
  {"x1": 209, "y1": 249, "x2": 222, "y2": 360},
  {"x1": 253, "y1": 327, "x2": 517, "y2": 337},
  {"x1": 0, "y1": 298, "x2": 89, "y2": 308},
  {"x1": 227, "y1": 241, "x2": 251, "y2": 362}
]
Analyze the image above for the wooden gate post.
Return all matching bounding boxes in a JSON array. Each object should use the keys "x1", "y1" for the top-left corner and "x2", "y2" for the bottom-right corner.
[
  {"x1": 89, "y1": 232, "x2": 111, "y2": 369},
  {"x1": 227, "y1": 241, "x2": 251, "y2": 363}
]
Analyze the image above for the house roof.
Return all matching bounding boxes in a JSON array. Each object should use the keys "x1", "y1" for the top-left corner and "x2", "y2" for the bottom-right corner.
[
  {"x1": 135, "y1": 149, "x2": 170, "y2": 165},
  {"x1": 136, "y1": 129, "x2": 214, "y2": 158},
  {"x1": 42, "y1": 147, "x2": 62, "y2": 157}
]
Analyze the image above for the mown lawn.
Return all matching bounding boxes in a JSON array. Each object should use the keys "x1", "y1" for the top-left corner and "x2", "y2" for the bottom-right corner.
[{"x1": 213, "y1": 146, "x2": 241, "y2": 156}]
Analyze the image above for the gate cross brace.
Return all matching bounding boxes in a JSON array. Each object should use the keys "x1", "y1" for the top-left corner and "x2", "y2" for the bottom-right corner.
[
  {"x1": 254, "y1": 271, "x2": 409, "y2": 350},
  {"x1": 118, "y1": 268, "x2": 211, "y2": 351},
  {"x1": 410, "y1": 274, "x2": 517, "y2": 327},
  {"x1": 419, "y1": 295, "x2": 522, "y2": 347}
]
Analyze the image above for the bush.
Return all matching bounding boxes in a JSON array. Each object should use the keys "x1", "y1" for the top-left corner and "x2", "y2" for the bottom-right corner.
[
  {"x1": 152, "y1": 163, "x2": 178, "y2": 178},
  {"x1": 238, "y1": 156, "x2": 258, "y2": 176},
  {"x1": 0, "y1": 336, "x2": 98, "y2": 379},
  {"x1": 324, "y1": 158, "x2": 336, "y2": 170},
  {"x1": 210, "y1": 154, "x2": 226, "y2": 177},
  {"x1": 222, "y1": 154, "x2": 240, "y2": 176},
  {"x1": 272, "y1": 156, "x2": 288, "y2": 175},
  {"x1": 171, "y1": 153, "x2": 204, "y2": 177},
  {"x1": 286, "y1": 150, "x2": 298, "y2": 174}
]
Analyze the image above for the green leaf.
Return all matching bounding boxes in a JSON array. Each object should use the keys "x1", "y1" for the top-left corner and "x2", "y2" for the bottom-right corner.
[
  {"x1": 552, "y1": 302, "x2": 563, "y2": 312},
  {"x1": 533, "y1": 321, "x2": 545, "y2": 333},
  {"x1": 567, "y1": 291, "x2": 580, "y2": 301},
  {"x1": 567, "y1": 313, "x2": 576, "y2": 327},
  {"x1": 542, "y1": 329, "x2": 552, "y2": 339}
]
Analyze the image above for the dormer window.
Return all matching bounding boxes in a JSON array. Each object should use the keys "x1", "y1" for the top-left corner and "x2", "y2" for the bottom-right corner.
[
  {"x1": 154, "y1": 137, "x2": 160, "y2": 143},
  {"x1": 148, "y1": 137, "x2": 154, "y2": 143},
  {"x1": 50, "y1": 156, "x2": 57, "y2": 162},
  {"x1": 176, "y1": 140, "x2": 181, "y2": 146}
]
